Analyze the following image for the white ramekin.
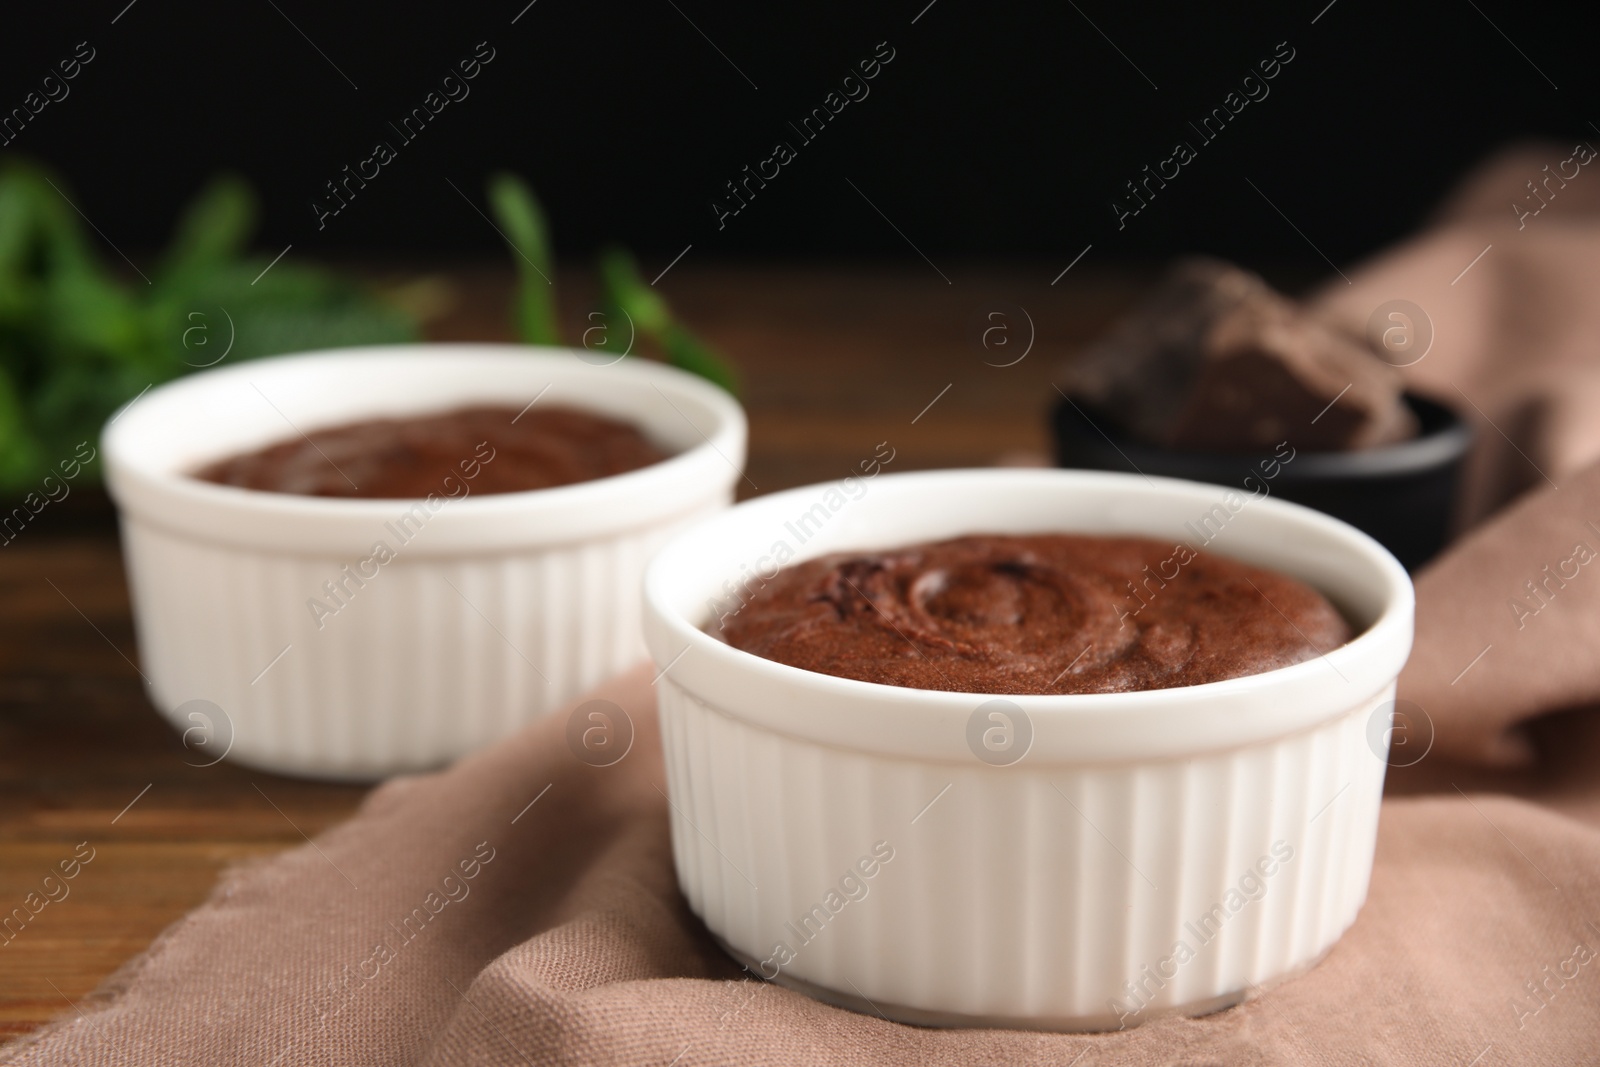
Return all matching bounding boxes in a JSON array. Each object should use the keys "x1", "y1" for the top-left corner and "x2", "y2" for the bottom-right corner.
[
  {"x1": 642, "y1": 469, "x2": 1413, "y2": 1030},
  {"x1": 104, "y1": 344, "x2": 746, "y2": 779}
]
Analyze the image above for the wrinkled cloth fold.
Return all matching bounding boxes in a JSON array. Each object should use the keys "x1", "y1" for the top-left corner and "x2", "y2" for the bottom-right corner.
[
  {"x1": 8, "y1": 589, "x2": 1600, "y2": 1065},
  {"x1": 1314, "y1": 141, "x2": 1600, "y2": 525}
]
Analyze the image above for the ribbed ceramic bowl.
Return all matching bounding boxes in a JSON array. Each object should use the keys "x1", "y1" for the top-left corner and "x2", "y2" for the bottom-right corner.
[
  {"x1": 642, "y1": 468, "x2": 1413, "y2": 1030},
  {"x1": 103, "y1": 344, "x2": 746, "y2": 779}
]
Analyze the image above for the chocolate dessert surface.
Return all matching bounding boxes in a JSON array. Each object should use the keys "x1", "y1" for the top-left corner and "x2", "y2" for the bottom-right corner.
[
  {"x1": 196, "y1": 404, "x2": 667, "y2": 498},
  {"x1": 1060, "y1": 258, "x2": 1416, "y2": 452},
  {"x1": 719, "y1": 533, "x2": 1351, "y2": 694}
]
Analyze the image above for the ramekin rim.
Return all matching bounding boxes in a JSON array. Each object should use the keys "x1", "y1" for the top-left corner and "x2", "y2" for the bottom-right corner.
[
  {"x1": 100, "y1": 343, "x2": 747, "y2": 521},
  {"x1": 643, "y1": 467, "x2": 1414, "y2": 716}
]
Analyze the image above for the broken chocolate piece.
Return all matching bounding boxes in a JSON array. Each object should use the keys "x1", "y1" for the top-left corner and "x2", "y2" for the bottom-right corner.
[{"x1": 1059, "y1": 258, "x2": 1416, "y2": 452}]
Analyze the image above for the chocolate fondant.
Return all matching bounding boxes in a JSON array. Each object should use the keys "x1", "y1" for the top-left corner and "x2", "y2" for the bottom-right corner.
[
  {"x1": 719, "y1": 534, "x2": 1351, "y2": 694},
  {"x1": 196, "y1": 404, "x2": 667, "y2": 498}
]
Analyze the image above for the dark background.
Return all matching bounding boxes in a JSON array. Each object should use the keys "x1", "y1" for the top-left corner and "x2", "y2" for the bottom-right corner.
[{"x1": 5, "y1": 0, "x2": 1598, "y2": 271}]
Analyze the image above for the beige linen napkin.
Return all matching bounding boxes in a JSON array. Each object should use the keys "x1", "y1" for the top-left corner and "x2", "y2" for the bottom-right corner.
[
  {"x1": 6, "y1": 556, "x2": 1600, "y2": 1066},
  {"x1": 1313, "y1": 140, "x2": 1600, "y2": 525}
]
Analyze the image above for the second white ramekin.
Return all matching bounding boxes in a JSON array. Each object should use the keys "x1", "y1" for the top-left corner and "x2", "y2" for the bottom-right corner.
[
  {"x1": 643, "y1": 469, "x2": 1413, "y2": 1030},
  {"x1": 104, "y1": 344, "x2": 746, "y2": 779}
]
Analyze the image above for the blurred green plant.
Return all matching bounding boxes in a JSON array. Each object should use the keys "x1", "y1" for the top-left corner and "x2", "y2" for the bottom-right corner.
[
  {"x1": 0, "y1": 161, "x2": 416, "y2": 495},
  {"x1": 487, "y1": 172, "x2": 739, "y2": 395},
  {"x1": 0, "y1": 162, "x2": 737, "y2": 499},
  {"x1": 486, "y1": 173, "x2": 558, "y2": 346}
]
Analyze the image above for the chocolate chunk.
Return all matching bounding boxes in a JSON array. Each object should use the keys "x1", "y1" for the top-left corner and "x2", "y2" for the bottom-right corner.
[
  {"x1": 1058, "y1": 258, "x2": 1258, "y2": 444},
  {"x1": 1060, "y1": 258, "x2": 1416, "y2": 452}
]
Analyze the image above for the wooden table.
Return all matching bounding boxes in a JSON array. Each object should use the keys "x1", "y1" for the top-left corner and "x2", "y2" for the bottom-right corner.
[{"x1": 0, "y1": 263, "x2": 1152, "y2": 1037}]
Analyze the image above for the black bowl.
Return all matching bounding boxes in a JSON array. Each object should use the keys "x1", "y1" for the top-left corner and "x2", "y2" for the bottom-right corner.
[{"x1": 1050, "y1": 392, "x2": 1472, "y2": 571}]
